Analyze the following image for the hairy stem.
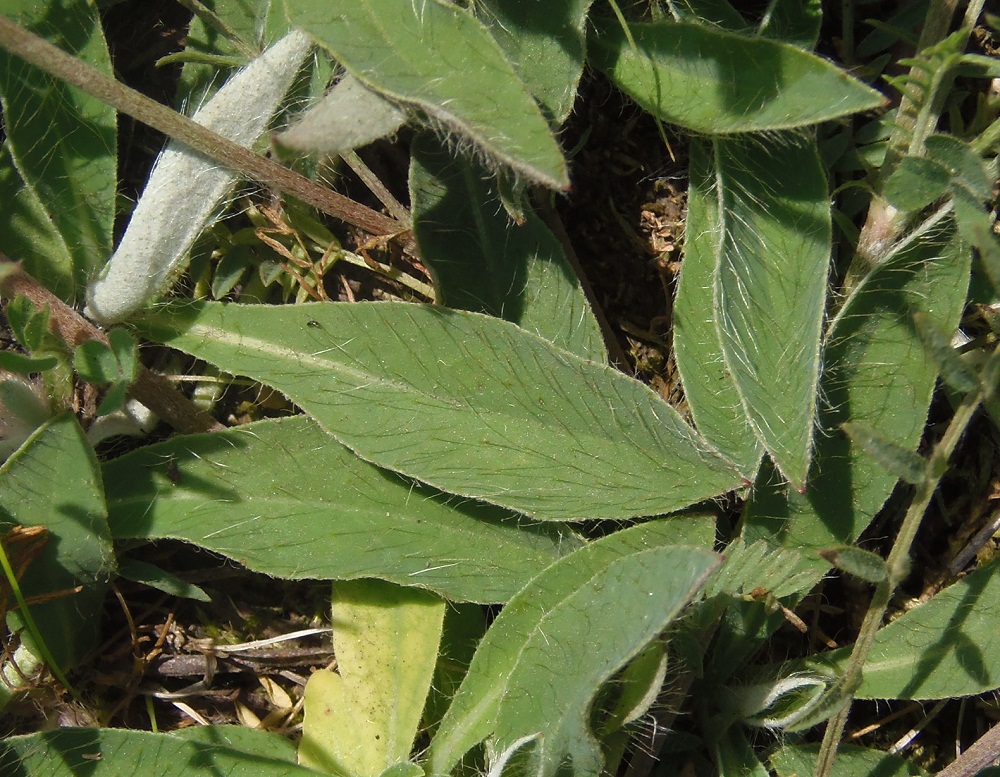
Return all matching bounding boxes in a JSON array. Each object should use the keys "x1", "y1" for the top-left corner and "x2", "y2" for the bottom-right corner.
[
  {"x1": 0, "y1": 259, "x2": 223, "y2": 435},
  {"x1": 814, "y1": 378, "x2": 988, "y2": 777},
  {"x1": 847, "y1": 0, "x2": 985, "y2": 290}
]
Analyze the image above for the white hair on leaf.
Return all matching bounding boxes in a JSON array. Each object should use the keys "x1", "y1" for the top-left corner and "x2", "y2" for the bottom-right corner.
[{"x1": 86, "y1": 30, "x2": 313, "y2": 324}]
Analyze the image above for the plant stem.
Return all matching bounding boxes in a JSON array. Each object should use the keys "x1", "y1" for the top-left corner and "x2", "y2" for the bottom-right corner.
[
  {"x1": 0, "y1": 535, "x2": 81, "y2": 703},
  {"x1": 0, "y1": 16, "x2": 416, "y2": 255},
  {"x1": 0, "y1": 259, "x2": 223, "y2": 435},
  {"x1": 813, "y1": 380, "x2": 988, "y2": 777},
  {"x1": 847, "y1": 0, "x2": 985, "y2": 290}
]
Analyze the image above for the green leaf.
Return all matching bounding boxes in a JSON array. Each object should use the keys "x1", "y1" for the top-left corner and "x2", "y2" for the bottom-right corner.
[
  {"x1": 473, "y1": 0, "x2": 594, "y2": 125},
  {"x1": 0, "y1": 727, "x2": 321, "y2": 776},
  {"x1": 175, "y1": 0, "x2": 293, "y2": 107},
  {"x1": 703, "y1": 539, "x2": 820, "y2": 600},
  {"x1": 116, "y1": 557, "x2": 211, "y2": 602},
  {"x1": 770, "y1": 743, "x2": 926, "y2": 777},
  {"x1": 883, "y1": 155, "x2": 951, "y2": 212},
  {"x1": 6, "y1": 295, "x2": 45, "y2": 352},
  {"x1": 0, "y1": 351, "x2": 58, "y2": 375},
  {"x1": 672, "y1": 141, "x2": 762, "y2": 476},
  {"x1": 136, "y1": 301, "x2": 743, "y2": 520},
  {"x1": 409, "y1": 133, "x2": 605, "y2": 361},
  {"x1": 756, "y1": 0, "x2": 822, "y2": 49},
  {"x1": 680, "y1": 135, "x2": 829, "y2": 488},
  {"x1": 108, "y1": 328, "x2": 138, "y2": 383},
  {"x1": 284, "y1": 0, "x2": 569, "y2": 189},
  {"x1": 0, "y1": 415, "x2": 114, "y2": 670},
  {"x1": 742, "y1": 224, "x2": 971, "y2": 561},
  {"x1": 841, "y1": 421, "x2": 927, "y2": 485},
  {"x1": 95, "y1": 380, "x2": 128, "y2": 417},
  {"x1": 278, "y1": 73, "x2": 407, "y2": 157},
  {"x1": 300, "y1": 580, "x2": 444, "y2": 777},
  {"x1": 599, "y1": 640, "x2": 668, "y2": 734},
  {"x1": 429, "y1": 521, "x2": 720, "y2": 777},
  {"x1": 912, "y1": 310, "x2": 979, "y2": 394},
  {"x1": 589, "y1": 19, "x2": 884, "y2": 134},
  {"x1": 971, "y1": 219, "x2": 1000, "y2": 296},
  {"x1": 0, "y1": 0, "x2": 116, "y2": 299},
  {"x1": 0, "y1": 144, "x2": 76, "y2": 300},
  {"x1": 715, "y1": 726, "x2": 771, "y2": 777},
  {"x1": 104, "y1": 416, "x2": 579, "y2": 603},
  {"x1": 806, "y1": 556, "x2": 1000, "y2": 700},
  {"x1": 924, "y1": 134, "x2": 993, "y2": 201},
  {"x1": 73, "y1": 339, "x2": 121, "y2": 384},
  {"x1": 818, "y1": 545, "x2": 889, "y2": 583}
]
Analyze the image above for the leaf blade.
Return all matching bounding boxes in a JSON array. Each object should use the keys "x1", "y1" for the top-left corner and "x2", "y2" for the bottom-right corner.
[
  {"x1": 589, "y1": 19, "x2": 884, "y2": 134},
  {"x1": 284, "y1": 0, "x2": 568, "y2": 188},
  {"x1": 409, "y1": 133, "x2": 605, "y2": 361},
  {"x1": 300, "y1": 580, "x2": 444, "y2": 777},
  {"x1": 713, "y1": 135, "x2": 829, "y2": 488},
  {"x1": 0, "y1": 0, "x2": 117, "y2": 299},
  {"x1": 429, "y1": 521, "x2": 719, "y2": 777},
  {"x1": 104, "y1": 416, "x2": 579, "y2": 603},
  {"x1": 136, "y1": 302, "x2": 743, "y2": 520},
  {"x1": 673, "y1": 139, "x2": 762, "y2": 475},
  {"x1": 473, "y1": 0, "x2": 594, "y2": 125},
  {"x1": 0, "y1": 415, "x2": 113, "y2": 670},
  {"x1": 742, "y1": 224, "x2": 972, "y2": 562}
]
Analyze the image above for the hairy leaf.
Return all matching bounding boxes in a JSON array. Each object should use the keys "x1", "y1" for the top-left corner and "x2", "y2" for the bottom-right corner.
[
  {"x1": 284, "y1": 0, "x2": 568, "y2": 188},
  {"x1": 136, "y1": 301, "x2": 743, "y2": 520},
  {"x1": 770, "y1": 744, "x2": 925, "y2": 777},
  {"x1": 0, "y1": 0, "x2": 116, "y2": 300},
  {"x1": 0, "y1": 727, "x2": 317, "y2": 776},
  {"x1": 409, "y1": 133, "x2": 605, "y2": 361},
  {"x1": 673, "y1": 140, "x2": 762, "y2": 476},
  {"x1": 429, "y1": 521, "x2": 719, "y2": 777},
  {"x1": 589, "y1": 19, "x2": 883, "y2": 134},
  {"x1": 104, "y1": 416, "x2": 578, "y2": 603},
  {"x1": 86, "y1": 31, "x2": 312, "y2": 323},
  {"x1": 473, "y1": 0, "x2": 594, "y2": 125},
  {"x1": 742, "y1": 225, "x2": 971, "y2": 563},
  {"x1": 279, "y1": 73, "x2": 406, "y2": 156},
  {"x1": 806, "y1": 556, "x2": 1000, "y2": 700},
  {"x1": 678, "y1": 135, "x2": 829, "y2": 488},
  {"x1": 0, "y1": 415, "x2": 113, "y2": 670},
  {"x1": 0, "y1": 145, "x2": 75, "y2": 301}
]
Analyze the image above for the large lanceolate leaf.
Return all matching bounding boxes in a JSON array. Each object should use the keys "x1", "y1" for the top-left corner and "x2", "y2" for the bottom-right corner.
[
  {"x1": 409, "y1": 134, "x2": 605, "y2": 362},
  {"x1": 284, "y1": 0, "x2": 568, "y2": 189},
  {"x1": 300, "y1": 580, "x2": 444, "y2": 777},
  {"x1": 589, "y1": 19, "x2": 883, "y2": 134},
  {"x1": 473, "y1": 0, "x2": 594, "y2": 125},
  {"x1": 429, "y1": 521, "x2": 720, "y2": 777},
  {"x1": 0, "y1": 415, "x2": 114, "y2": 670},
  {"x1": 742, "y1": 225, "x2": 971, "y2": 558},
  {"x1": 105, "y1": 416, "x2": 578, "y2": 603},
  {"x1": 673, "y1": 140, "x2": 761, "y2": 476},
  {"x1": 805, "y1": 557, "x2": 1000, "y2": 701},
  {"x1": 710, "y1": 135, "x2": 829, "y2": 488},
  {"x1": 136, "y1": 302, "x2": 743, "y2": 521},
  {"x1": 0, "y1": 0, "x2": 116, "y2": 301},
  {"x1": 0, "y1": 728, "x2": 319, "y2": 776}
]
